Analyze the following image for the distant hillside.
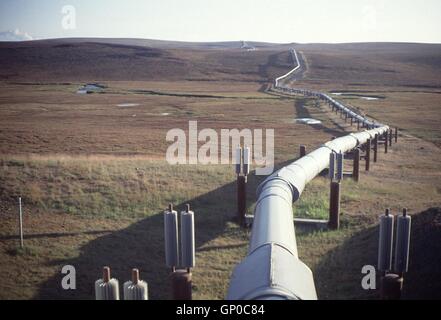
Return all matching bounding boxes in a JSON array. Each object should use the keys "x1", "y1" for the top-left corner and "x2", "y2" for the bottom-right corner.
[
  {"x1": 296, "y1": 42, "x2": 441, "y2": 87},
  {"x1": 0, "y1": 38, "x2": 440, "y2": 86},
  {"x1": 8, "y1": 37, "x2": 286, "y2": 49},
  {"x1": 0, "y1": 39, "x2": 292, "y2": 82},
  {"x1": 22, "y1": 38, "x2": 285, "y2": 49}
]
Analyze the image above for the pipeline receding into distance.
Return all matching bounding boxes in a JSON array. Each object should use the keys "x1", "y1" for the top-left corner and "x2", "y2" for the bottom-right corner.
[{"x1": 227, "y1": 49, "x2": 389, "y2": 300}]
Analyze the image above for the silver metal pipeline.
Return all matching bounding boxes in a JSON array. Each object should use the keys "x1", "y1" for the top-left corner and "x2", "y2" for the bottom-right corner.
[
  {"x1": 275, "y1": 49, "x2": 384, "y2": 129},
  {"x1": 227, "y1": 126, "x2": 388, "y2": 300},
  {"x1": 275, "y1": 49, "x2": 300, "y2": 88},
  {"x1": 227, "y1": 49, "x2": 389, "y2": 300}
]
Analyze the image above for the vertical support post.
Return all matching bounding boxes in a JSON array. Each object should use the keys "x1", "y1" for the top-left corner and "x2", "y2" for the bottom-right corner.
[
  {"x1": 365, "y1": 139, "x2": 371, "y2": 171},
  {"x1": 235, "y1": 146, "x2": 247, "y2": 227},
  {"x1": 378, "y1": 208, "x2": 394, "y2": 272},
  {"x1": 384, "y1": 132, "x2": 388, "y2": 154},
  {"x1": 164, "y1": 204, "x2": 179, "y2": 270},
  {"x1": 329, "y1": 152, "x2": 336, "y2": 181},
  {"x1": 123, "y1": 268, "x2": 149, "y2": 300},
  {"x1": 243, "y1": 146, "x2": 250, "y2": 176},
  {"x1": 352, "y1": 148, "x2": 360, "y2": 182},
  {"x1": 18, "y1": 197, "x2": 23, "y2": 248},
  {"x1": 237, "y1": 175, "x2": 246, "y2": 226},
  {"x1": 394, "y1": 208, "x2": 411, "y2": 276},
  {"x1": 395, "y1": 127, "x2": 398, "y2": 143},
  {"x1": 329, "y1": 181, "x2": 341, "y2": 230},
  {"x1": 377, "y1": 207, "x2": 403, "y2": 300},
  {"x1": 95, "y1": 266, "x2": 120, "y2": 300},
  {"x1": 380, "y1": 274, "x2": 403, "y2": 300},
  {"x1": 389, "y1": 129, "x2": 393, "y2": 146},
  {"x1": 180, "y1": 204, "x2": 195, "y2": 270},
  {"x1": 336, "y1": 152, "x2": 344, "y2": 181},
  {"x1": 103, "y1": 266, "x2": 111, "y2": 283},
  {"x1": 373, "y1": 134, "x2": 378, "y2": 162},
  {"x1": 132, "y1": 268, "x2": 139, "y2": 285},
  {"x1": 357, "y1": 119, "x2": 360, "y2": 130},
  {"x1": 235, "y1": 146, "x2": 242, "y2": 176},
  {"x1": 350, "y1": 117, "x2": 353, "y2": 126},
  {"x1": 299, "y1": 145, "x2": 306, "y2": 157},
  {"x1": 171, "y1": 270, "x2": 192, "y2": 300}
]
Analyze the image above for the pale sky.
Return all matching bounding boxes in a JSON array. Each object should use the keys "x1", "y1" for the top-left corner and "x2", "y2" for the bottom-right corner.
[{"x1": 0, "y1": 0, "x2": 440, "y2": 43}]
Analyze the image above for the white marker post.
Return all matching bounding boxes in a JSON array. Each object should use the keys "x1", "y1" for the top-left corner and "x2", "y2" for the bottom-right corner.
[{"x1": 18, "y1": 197, "x2": 24, "y2": 248}]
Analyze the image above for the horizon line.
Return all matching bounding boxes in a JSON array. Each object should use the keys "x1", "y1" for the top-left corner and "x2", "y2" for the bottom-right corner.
[{"x1": 1, "y1": 36, "x2": 441, "y2": 46}]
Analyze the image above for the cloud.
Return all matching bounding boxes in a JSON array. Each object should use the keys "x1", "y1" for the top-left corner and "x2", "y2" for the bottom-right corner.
[{"x1": 0, "y1": 29, "x2": 34, "y2": 41}]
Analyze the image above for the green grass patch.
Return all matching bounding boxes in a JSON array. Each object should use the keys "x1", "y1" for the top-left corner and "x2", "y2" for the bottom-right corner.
[
  {"x1": 7, "y1": 245, "x2": 40, "y2": 257},
  {"x1": 293, "y1": 178, "x2": 329, "y2": 220},
  {"x1": 0, "y1": 156, "x2": 236, "y2": 219}
]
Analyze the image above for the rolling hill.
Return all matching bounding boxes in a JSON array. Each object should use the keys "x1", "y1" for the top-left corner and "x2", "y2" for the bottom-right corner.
[
  {"x1": 1, "y1": 38, "x2": 441, "y2": 87},
  {"x1": 0, "y1": 38, "x2": 292, "y2": 82}
]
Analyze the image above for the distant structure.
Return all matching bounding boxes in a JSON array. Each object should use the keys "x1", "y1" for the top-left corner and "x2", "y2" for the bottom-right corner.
[
  {"x1": 77, "y1": 83, "x2": 105, "y2": 94},
  {"x1": 240, "y1": 40, "x2": 256, "y2": 52}
]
